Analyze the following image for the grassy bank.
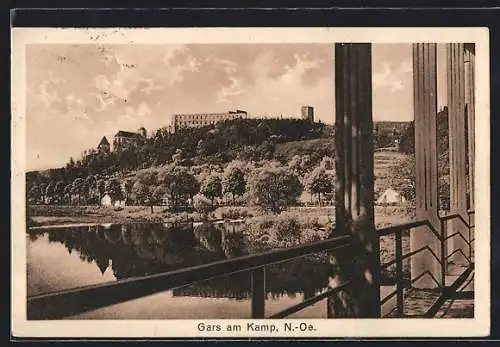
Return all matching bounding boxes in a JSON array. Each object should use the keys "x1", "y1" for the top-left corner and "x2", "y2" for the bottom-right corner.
[{"x1": 27, "y1": 205, "x2": 167, "y2": 227}]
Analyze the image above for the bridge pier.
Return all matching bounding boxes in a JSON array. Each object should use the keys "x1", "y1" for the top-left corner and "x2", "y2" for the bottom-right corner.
[
  {"x1": 446, "y1": 43, "x2": 469, "y2": 266},
  {"x1": 327, "y1": 43, "x2": 381, "y2": 318},
  {"x1": 411, "y1": 43, "x2": 442, "y2": 289}
]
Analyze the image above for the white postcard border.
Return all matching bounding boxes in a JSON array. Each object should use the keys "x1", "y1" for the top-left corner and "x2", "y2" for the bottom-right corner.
[{"x1": 11, "y1": 27, "x2": 491, "y2": 338}]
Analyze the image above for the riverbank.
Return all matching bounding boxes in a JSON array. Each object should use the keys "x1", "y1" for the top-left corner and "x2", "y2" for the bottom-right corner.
[
  {"x1": 27, "y1": 205, "x2": 167, "y2": 227},
  {"x1": 27, "y1": 204, "x2": 413, "y2": 228}
]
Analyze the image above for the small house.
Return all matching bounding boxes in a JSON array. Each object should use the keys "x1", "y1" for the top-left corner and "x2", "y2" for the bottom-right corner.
[{"x1": 376, "y1": 188, "x2": 406, "y2": 206}]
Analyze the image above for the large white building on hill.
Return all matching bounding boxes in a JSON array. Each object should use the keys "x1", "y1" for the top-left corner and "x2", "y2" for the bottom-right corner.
[{"x1": 172, "y1": 110, "x2": 248, "y2": 130}]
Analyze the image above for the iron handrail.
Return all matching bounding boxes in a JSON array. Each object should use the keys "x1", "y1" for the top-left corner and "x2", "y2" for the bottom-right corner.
[
  {"x1": 27, "y1": 211, "x2": 475, "y2": 320},
  {"x1": 379, "y1": 210, "x2": 475, "y2": 317},
  {"x1": 377, "y1": 219, "x2": 427, "y2": 237},
  {"x1": 28, "y1": 234, "x2": 352, "y2": 320}
]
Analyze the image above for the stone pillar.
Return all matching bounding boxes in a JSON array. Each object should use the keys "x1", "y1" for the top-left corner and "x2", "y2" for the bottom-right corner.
[
  {"x1": 411, "y1": 43, "x2": 442, "y2": 289},
  {"x1": 447, "y1": 43, "x2": 469, "y2": 266},
  {"x1": 327, "y1": 43, "x2": 380, "y2": 318},
  {"x1": 464, "y1": 44, "x2": 475, "y2": 210}
]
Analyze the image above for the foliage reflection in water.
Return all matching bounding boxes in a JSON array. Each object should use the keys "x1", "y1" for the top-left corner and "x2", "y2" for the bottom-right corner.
[{"x1": 27, "y1": 221, "x2": 335, "y2": 318}]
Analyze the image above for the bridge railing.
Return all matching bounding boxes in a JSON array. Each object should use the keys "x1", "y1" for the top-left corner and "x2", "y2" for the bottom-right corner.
[
  {"x1": 27, "y1": 233, "x2": 352, "y2": 320},
  {"x1": 27, "y1": 212, "x2": 474, "y2": 320},
  {"x1": 379, "y1": 210, "x2": 475, "y2": 318}
]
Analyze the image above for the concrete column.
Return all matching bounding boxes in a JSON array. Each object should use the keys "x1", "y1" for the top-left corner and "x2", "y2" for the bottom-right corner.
[
  {"x1": 464, "y1": 44, "x2": 475, "y2": 210},
  {"x1": 411, "y1": 43, "x2": 442, "y2": 289},
  {"x1": 327, "y1": 43, "x2": 380, "y2": 318},
  {"x1": 447, "y1": 43, "x2": 469, "y2": 266}
]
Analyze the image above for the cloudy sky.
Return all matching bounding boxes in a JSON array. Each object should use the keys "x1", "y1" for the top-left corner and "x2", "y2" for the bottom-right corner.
[{"x1": 25, "y1": 43, "x2": 448, "y2": 171}]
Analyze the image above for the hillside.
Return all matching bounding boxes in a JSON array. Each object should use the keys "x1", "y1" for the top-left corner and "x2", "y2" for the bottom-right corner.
[{"x1": 274, "y1": 138, "x2": 334, "y2": 164}]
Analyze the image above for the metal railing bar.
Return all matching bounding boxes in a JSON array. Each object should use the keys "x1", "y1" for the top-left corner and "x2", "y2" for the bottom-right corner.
[
  {"x1": 440, "y1": 213, "x2": 461, "y2": 221},
  {"x1": 410, "y1": 271, "x2": 429, "y2": 285},
  {"x1": 251, "y1": 267, "x2": 266, "y2": 318},
  {"x1": 424, "y1": 264, "x2": 474, "y2": 318},
  {"x1": 437, "y1": 296, "x2": 456, "y2": 318},
  {"x1": 424, "y1": 221, "x2": 444, "y2": 242},
  {"x1": 269, "y1": 280, "x2": 352, "y2": 319},
  {"x1": 377, "y1": 219, "x2": 427, "y2": 237},
  {"x1": 27, "y1": 234, "x2": 352, "y2": 320},
  {"x1": 381, "y1": 246, "x2": 427, "y2": 269},
  {"x1": 458, "y1": 273, "x2": 474, "y2": 292},
  {"x1": 382, "y1": 305, "x2": 398, "y2": 318},
  {"x1": 380, "y1": 288, "x2": 398, "y2": 305},
  {"x1": 426, "y1": 246, "x2": 442, "y2": 266},
  {"x1": 395, "y1": 230, "x2": 404, "y2": 316},
  {"x1": 410, "y1": 270, "x2": 441, "y2": 288},
  {"x1": 440, "y1": 213, "x2": 471, "y2": 229},
  {"x1": 444, "y1": 231, "x2": 470, "y2": 245},
  {"x1": 446, "y1": 248, "x2": 470, "y2": 262},
  {"x1": 443, "y1": 232, "x2": 461, "y2": 241}
]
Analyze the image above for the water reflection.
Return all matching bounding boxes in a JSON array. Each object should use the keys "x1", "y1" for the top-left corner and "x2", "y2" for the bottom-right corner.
[{"x1": 27, "y1": 222, "x2": 333, "y2": 300}]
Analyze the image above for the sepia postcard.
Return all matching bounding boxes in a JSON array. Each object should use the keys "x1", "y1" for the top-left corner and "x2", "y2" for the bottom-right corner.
[{"x1": 11, "y1": 27, "x2": 490, "y2": 338}]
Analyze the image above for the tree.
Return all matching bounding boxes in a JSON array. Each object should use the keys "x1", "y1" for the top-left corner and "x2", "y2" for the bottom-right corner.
[
  {"x1": 28, "y1": 185, "x2": 41, "y2": 204},
  {"x1": 132, "y1": 181, "x2": 149, "y2": 205},
  {"x1": 63, "y1": 184, "x2": 72, "y2": 204},
  {"x1": 53, "y1": 181, "x2": 65, "y2": 204},
  {"x1": 133, "y1": 170, "x2": 159, "y2": 212},
  {"x1": 95, "y1": 179, "x2": 106, "y2": 205},
  {"x1": 288, "y1": 154, "x2": 312, "y2": 177},
  {"x1": 45, "y1": 182, "x2": 56, "y2": 204},
  {"x1": 399, "y1": 121, "x2": 415, "y2": 154},
  {"x1": 152, "y1": 186, "x2": 167, "y2": 207},
  {"x1": 172, "y1": 148, "x2": 184, "y2": 165},
  {"x1": 306, "y1": 166, "x2": 334, "y2": 204},
  {"x1": 201, "y1": 174, "x2": 222, "y2": 207},
  {"x1": 71, "y1": 178, "x2": 84, "y2": 204},
  {"x1": 320, "y1": 156, "x2": 334, "y2": 170},
  {"x1": 123, "y1": 178, "x2": 135, "y2": 201},
  {"x1": 193, "y1": 193, "x2": 214, "y2": 219},
  {"x1": 38, "y1": 182, "x2": 47, "y2": 204},
  {"x1": 248, "y1": 166, "x2": 303, "y2": 214},
  {"x1": 82, "y1": 175, "x2": 95, "y2": 203},
  {"x1": 105, "y1": 178, "x2": 124, "y2": 203},
  {"x1": 223, "y1": 165, "x2": 246, "y2": 204},
  {"x1": 388, "y1": 156, "x2": 416, "y2": 208},
  {"x1": 159, "y1": 166, "x2": 199, "y2": 209}
]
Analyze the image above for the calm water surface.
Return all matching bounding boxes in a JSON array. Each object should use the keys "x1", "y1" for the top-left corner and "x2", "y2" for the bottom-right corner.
[{"x1": 27, "y1": 222, "x2": 335, "y2": 319}]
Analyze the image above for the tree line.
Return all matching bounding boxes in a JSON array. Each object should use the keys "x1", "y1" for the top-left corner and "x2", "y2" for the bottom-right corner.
[{"x1": 28, "y1": 152, "x2": 335, "y2": 215}]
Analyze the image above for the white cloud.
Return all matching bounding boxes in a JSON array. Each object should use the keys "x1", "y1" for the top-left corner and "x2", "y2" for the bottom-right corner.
[
  {"x1": 206, "y1": 55, "x2": 238, "y2": 74},
  {"x1": 137, "y1": 102, "x2": 152, "y2": 117},
  {"x1": 39, "y1": 81, "x2": 61, "y2": 107},
  {"x1": 140, "y1": 78, "x2": 164, "y2": 95},
  {"x1": 217, "y1": 77, "x2": 245, "y2": 104},
  {"x1": 164, "y1": 54, "x2": 201, "y2": 87},
  {"x1": 373, "y1": 61, "x2": 411, "y2": 93},
  {"x1": 217, "y1": 51, "x2": 332, "y2": 120}
]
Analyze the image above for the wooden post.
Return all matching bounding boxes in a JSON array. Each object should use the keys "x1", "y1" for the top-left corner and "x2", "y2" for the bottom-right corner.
[
  {"x1": 411, "y1": 43, "x2": 442, "y2": 289},
  {"x1": 464, "y1": 44, "x2": 475, "y2": 210},
  {"x1": 447, "y1": 43, "x2": 469, "y2": 266},
  {"x1": 327, "y1": 43, "x2": 380, "y2": 318}
]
